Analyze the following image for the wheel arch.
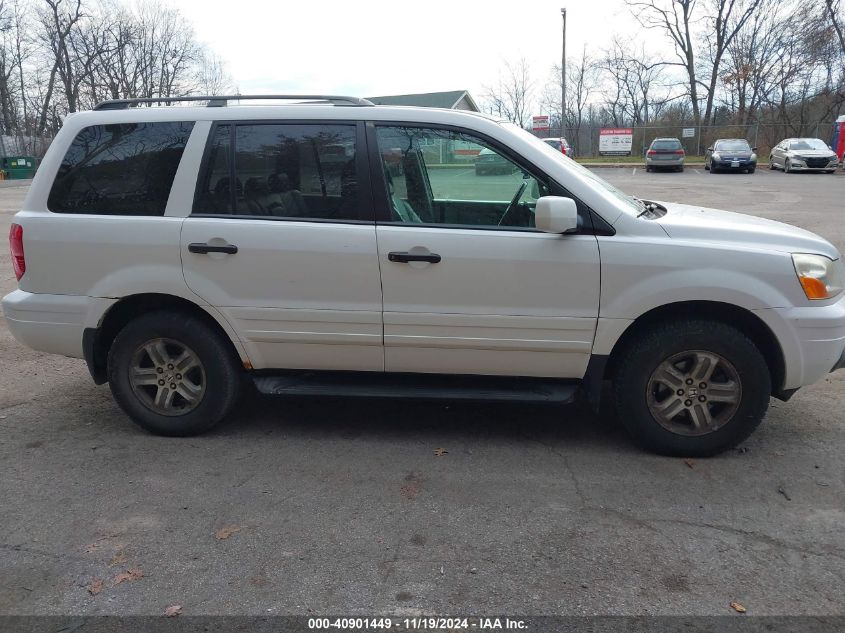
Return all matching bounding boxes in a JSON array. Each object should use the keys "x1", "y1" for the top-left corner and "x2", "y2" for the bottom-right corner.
[
  {"x1": 602, "y1": 300, "x2": 789, "y2": 400},
  {"x1": 84, "y1": 293, "x2": 249, "y2": 384}
]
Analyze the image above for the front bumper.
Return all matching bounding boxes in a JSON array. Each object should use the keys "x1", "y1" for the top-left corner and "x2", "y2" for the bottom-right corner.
[
  {"x1": 761, "y1": 293, "x2": 845, "y2": 389},
  {"x1": 712, "y1": 160, "x2": 756, "y2": 170},
  {"x1": 787, "y1": 161, "x2": 838, "y2": 171},
  {"x1": 834, "y1": 346, "x2": 845, "y2": 372}
]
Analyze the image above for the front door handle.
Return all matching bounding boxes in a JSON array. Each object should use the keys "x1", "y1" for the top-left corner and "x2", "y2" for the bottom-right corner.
[
  {"x1": 388, "y1": 251, "x2": 441, "y2": 264},
  {"x1": 188, "y1": 242, "x2": 238, "y2": 255}
]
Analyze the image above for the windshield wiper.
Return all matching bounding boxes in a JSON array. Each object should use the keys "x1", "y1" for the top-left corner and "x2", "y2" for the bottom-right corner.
[{"x1": 635, "y1": 198, "x2": 660, "y2": 218}]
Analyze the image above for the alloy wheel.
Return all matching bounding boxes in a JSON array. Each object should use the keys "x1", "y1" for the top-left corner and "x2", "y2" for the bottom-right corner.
[
  {"x1": 129, "y1": 338, "x2": 206, "y2": 416},
  {"x1": 646, "y1": 350, "x2": 742, "y2": 436}
]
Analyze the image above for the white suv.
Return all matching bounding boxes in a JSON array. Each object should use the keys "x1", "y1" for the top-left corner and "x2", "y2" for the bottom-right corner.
[{"x1": 3, "y1": 95, "x2": 845, "y2": 456}]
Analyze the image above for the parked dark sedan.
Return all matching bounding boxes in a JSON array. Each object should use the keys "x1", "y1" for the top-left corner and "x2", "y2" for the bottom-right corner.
[
  {"x1": 705, "y1": 139, "x2": 757, "y2": 173},
  {"x1": 475, "y1": 148, "x2": 517, "y2": 175}
]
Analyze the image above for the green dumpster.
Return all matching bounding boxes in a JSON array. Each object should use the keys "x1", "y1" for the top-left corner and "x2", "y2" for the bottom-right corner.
[{"x1": 1, "y1": 156, "x2": 39, "y2": 180}]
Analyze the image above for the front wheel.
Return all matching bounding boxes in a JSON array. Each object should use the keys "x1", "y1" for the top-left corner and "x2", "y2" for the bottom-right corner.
[
  {"x1": 108, "y1": 311, "x2": 242, "y2": 436},
  {"x1": 613, "y1": 320, "x2": 771, "y2": 456}
]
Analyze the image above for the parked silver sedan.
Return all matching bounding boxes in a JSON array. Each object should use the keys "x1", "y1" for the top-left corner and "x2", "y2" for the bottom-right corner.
[{"x1": 769, "y1": 138, "x2": 838, "y2": 173}]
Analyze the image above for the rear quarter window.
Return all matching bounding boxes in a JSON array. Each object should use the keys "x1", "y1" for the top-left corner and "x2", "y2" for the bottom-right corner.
[{"x1": 48, "y1": 121, "x2": 194, "y2": 215}]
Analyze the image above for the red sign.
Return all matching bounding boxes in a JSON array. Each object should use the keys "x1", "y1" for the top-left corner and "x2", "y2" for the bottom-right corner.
[
  {"x1": 532, "y1": 115, "x2": 550, "y2": 132},
  {"x1": 600, "y1": 128, "x2": 633, "y2": 135}
]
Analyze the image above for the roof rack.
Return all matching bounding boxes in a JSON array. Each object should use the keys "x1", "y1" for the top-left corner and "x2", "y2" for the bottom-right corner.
[{"x1": 93, "y1": 94, "x2": 374, "y2": 111}]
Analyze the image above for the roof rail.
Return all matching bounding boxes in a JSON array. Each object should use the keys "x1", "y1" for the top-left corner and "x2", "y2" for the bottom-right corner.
[{"x1": 93, "y1": 94, "x2": 374, "y2": 110}]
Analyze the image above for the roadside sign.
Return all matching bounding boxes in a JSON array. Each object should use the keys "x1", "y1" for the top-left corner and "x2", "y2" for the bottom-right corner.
[
  {"x1": 599, "y1": 128, "x2": 633, "y2": 155},
  {"x1": 682, "y1": 127, "x2": 695, "y2": 138},
  {"x1": 532, "y1": 115, "x2": 550, "y2": 132}
]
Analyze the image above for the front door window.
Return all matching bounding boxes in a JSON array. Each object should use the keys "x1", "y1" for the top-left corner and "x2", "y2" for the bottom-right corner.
[{"x1": 375, "y1": 126, "x2": 550, "y2": 229}]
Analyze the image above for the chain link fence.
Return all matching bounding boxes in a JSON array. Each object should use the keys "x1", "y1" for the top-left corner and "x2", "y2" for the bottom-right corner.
[{"x1": 538, "y1": 122, "x2": 839, "y2": 159}]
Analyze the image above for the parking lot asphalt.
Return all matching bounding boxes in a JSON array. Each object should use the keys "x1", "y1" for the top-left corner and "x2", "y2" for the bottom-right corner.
[{"x1": 1, "y1": 171, "x2": 844, "y2": 617}]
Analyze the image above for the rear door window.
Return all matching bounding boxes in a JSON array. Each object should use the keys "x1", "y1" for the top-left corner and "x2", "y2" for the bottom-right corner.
[
  {"x1": 48, "y1": 121, "x2": 194, "y2": 215},
  {"x1": 193, "y1": 123, "x2": 363, "y2": 222}
]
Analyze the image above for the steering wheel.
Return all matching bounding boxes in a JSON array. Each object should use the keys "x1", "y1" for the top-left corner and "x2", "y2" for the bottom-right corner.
[{"x1": 498, "y1": 181, "x2": 528, "y2": 226}]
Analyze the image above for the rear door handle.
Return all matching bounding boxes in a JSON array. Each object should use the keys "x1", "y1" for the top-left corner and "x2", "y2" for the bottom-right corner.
[
  {"x1": 388, "y1": 251, "x2": 441, "y2": 264},
  {"x1": 188, "y1": 242, "x2": 238, "y2": 255}
]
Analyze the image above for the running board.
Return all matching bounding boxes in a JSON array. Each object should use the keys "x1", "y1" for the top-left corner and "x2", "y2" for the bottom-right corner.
[{"x1": 252, "y1": 371, "x2": 579, "y2": 403}]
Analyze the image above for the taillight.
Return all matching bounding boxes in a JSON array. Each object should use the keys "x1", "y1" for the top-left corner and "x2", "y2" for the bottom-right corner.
[
  {"x1": 647, "y1": 150, "x2": 657, "y2": 156},
  {"x1": 675, "y1": 149, "x2": 685, "y2": 155},
  {"x1": 9, "y1": 223, "x2": 24, "y2": 281}
]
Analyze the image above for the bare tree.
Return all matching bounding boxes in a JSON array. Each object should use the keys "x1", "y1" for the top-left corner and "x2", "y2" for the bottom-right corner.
[
  {"x1": 627, "y1": 0, "x2": 763, "y2": 125},
  {"x1": 825, "y1": 0, "x2": 845, "y2": 56},
  {"x1": 540, "y1": 46, "x2": 600, "y2": 137},
  {"x1": 483, "y1": 58, "x2": 534, "y2": 128}
]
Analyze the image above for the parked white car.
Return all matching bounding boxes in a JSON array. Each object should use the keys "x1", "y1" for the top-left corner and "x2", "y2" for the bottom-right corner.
[{"x1": 4, "y1": 95, "x2": 845, "y2": 456}]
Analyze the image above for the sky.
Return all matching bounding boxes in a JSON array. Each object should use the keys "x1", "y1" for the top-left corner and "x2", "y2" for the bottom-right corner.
[{"x1": 176, "y1": 0, "x2": 645, "y2": 111}]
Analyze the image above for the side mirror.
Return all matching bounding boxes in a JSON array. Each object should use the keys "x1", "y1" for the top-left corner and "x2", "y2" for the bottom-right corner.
[
  {"x1": 752, "y1": 147, "x2": 758, "y2": 152},
  {"x1": 535, "y1": 196, "x2": 578, "y2": 234},
  {"x1": 707, "y1": 147, "x2": 714, "y2": 152}
]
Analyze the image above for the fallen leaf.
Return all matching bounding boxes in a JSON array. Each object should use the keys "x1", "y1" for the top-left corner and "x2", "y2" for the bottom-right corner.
[
  {"x1": 215, "y1": 525, "x2": 241, "y2": 540},
  {"x1": 730, "y1": 601, "x2": 747, "y2": 613},
  {"x1": 109, "y1": 550, "x2": 128, "y2": 566},
  {"x1": 87, "y1": 579, "x2": 103, "y2": 595},
  {"x1": 113, "y1": 568, "x2": 143, "y2": 585},
  {"x1": 164, "y1": 604, "x2": 182, "y2": 617},
  {"x1": 684, "y1": 459, "x2": 695, "y2": 469},
  {"x1": 433, "y1": 448, "x2": 448, "y2": 457},
  {"x1": 777, "y1": 487, "x2": 792, "y2": 501}
]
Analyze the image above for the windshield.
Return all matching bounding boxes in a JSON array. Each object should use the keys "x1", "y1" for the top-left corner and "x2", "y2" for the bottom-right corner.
[
  {"x1": 503, "y1": 122, "x2": 641, "y2": 215},
  {"x1": 790, "y1": 139, "x2": 829, "y2": 151},
  {"x1": 715, "y1": 139, "x2": 751, "y2": 151}
]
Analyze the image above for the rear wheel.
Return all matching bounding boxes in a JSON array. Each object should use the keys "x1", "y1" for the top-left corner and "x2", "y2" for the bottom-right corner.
[
  {"x1": 107, "y1": 311, "x2": 242, "y2": 436},
  {"x1": 613, "y1": 319, "x2": 770, "y2": 456}
]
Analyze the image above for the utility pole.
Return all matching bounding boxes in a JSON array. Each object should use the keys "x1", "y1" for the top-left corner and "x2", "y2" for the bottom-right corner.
[{"x1": 561, "y1": 7, "x2": 567, "y2": 139}]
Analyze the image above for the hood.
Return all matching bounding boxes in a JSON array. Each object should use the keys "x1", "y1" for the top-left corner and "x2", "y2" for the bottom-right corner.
[
  {"x1": 786, "y1": 149, "x2": 836, "y2": 157},
  {"x1": 653, "y1": 202, "x2": 840, "y2": 259}
]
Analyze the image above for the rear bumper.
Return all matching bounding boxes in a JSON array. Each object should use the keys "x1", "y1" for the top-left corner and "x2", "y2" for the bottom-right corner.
[
  {"x1": 646, "y1": 157, "x2": 684, "y2": 167},
  {"x1": 1, "y1": 289, "x2": 113, "y2": 359}
]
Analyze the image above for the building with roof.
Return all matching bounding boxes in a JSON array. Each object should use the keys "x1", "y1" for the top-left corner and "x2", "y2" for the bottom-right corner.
[{"x1": 367, "y1": 90, "x2": 479, "y2": 112}]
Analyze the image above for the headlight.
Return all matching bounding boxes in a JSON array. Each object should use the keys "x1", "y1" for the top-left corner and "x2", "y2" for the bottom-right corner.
[
  {"x1": 792, "y1": 253, "x2": 844, "y2": 300},
  {"x1": 711, "y1": 152, "x2": 721, "y2": 160},
  {"x1": 750, "y1": 153, "x2": 757, "y2": 161}
]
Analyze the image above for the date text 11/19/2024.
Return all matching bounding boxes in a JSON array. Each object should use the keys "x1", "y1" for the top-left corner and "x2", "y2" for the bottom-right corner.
[{"x1": 308, "y1": 617, "x2": 528, "y2": 630}]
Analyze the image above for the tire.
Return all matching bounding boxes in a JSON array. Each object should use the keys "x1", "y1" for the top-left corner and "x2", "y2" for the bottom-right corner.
[
  {"x1": 107, "y1": 310, "x2": 242, "y2": 436},
  {"x1": 613, "y1": 319, "x2": 771, "y2": 456},
  {"x1": 784, "y1": 161, "x2": 790, "y2": 174},
  {"x1": 748, "y1": 167, "x2": 755, "y2": 174},
  {"x1": 710, "y1": 165, "x2": 717, "y2": 174},
  {"x1": 646, "y1": 165, "x2": 652, "y2": 172},
  {"x1": 769, "y1": 159, "x2": 775, "y2": 170}
]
